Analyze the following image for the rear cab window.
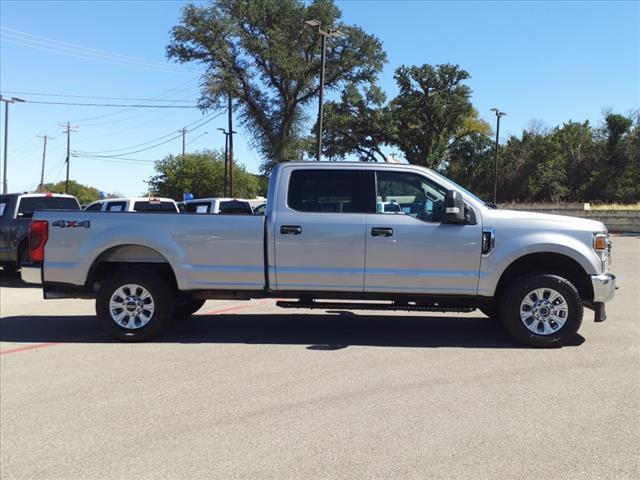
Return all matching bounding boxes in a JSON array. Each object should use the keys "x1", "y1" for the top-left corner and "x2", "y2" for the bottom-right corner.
[
  {"x1": 0, "y1": 200, "x2": 7, "y2": 218},
  {"x1": 218, "y1": 201, "x2": 252, "y2": 214},
  {"x1": 132, "y1": 201, "x2": 178, "y2": 213},
  {"x1": 287, "y1": 169, "x2": 375, "y2": 213},
  {"x1": 17, "y1": 196, "x2": 80, "y2": 219},
  {"x1": 185, "y1": 202, "x2": 211, "y2": 214}
]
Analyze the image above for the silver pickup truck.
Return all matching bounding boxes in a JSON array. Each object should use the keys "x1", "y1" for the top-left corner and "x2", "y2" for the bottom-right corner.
[{"x1": 22, "y1": 162, "x2": 616, "y2": 347}]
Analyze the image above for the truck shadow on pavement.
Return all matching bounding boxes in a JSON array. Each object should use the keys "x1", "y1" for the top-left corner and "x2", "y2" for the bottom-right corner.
[
  {"x1": 0, "y1": 311, "x2": 585, "y2": 349},
  {"x1": 0, "y1": 271, "x2": 38, "y2": 289}
]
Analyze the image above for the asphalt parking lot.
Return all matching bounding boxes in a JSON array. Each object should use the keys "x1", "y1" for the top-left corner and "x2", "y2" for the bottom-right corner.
[{"x1": 1, "y1": 235, "x2": 638, "y2": 480}]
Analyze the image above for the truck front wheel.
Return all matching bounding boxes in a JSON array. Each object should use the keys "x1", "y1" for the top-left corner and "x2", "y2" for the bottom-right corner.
[
  {"x1": 96, "y1": 268, "x2": 175, "y2": 342},
  {"x1": 500, "y1": 274, "x2": 583, "y2": 347}
]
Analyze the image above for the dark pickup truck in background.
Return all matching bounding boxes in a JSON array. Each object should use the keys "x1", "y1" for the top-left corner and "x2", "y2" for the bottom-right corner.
[{"x1": 0, "y1": 192, "x2": 81, "y2": 271}]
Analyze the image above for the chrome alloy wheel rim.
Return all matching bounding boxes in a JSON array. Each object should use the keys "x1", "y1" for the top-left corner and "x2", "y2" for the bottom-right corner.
[
  {"x1": 519, "y1": 288, "x2": 568, "y2": 335},
  {"x1": 109, "y1": 284, "x2": 155, "y2": 330}
]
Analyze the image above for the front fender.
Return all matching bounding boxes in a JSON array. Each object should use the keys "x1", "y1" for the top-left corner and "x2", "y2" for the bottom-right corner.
[{"x1": 478, "y1": 231, "x2": 600, "y2": 297}]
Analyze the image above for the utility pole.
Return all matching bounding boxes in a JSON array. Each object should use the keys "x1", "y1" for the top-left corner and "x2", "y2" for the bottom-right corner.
[
  {"x1": 0, "y1": 95, "x2": 25, "y2": 194},
  {"x1": 490, "y1": 108, "x2": 506, "y2": 205},
  {"x1": 59, "y1": 122, "x2": 78, "y2": 194},
  {"x1": 227, "y1": 94, "x2": 235, "y2": 197},
  {"x1": 181, "y1": 127, "x2": 186, "y2": 156},
  {"x1": 36, "y1": 134, "x2": 52, "y2": 192},
  {"x1": 305, "y1": 20, "x2": 343, "y2": 161}
]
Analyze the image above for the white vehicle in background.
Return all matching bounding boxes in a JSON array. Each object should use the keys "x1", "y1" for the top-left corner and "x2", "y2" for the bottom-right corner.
[
  {"x1": 84, "y1": 197, "x2": 179, "y2": 213},
  {"x1": 181, "y1": 198, "x2": 253, "y2": 214}
]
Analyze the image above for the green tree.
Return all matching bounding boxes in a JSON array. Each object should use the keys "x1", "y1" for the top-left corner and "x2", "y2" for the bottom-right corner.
[
  {"x1": 584, "y1": 113, "x2": 635, "y2": 202},
  {"x1": 148, "y1": 150, "x2": 261, "y2": 200},
  {"x1": 446, "y1": 132, "x2": 495, "y2": 201},
  {"x1": 388, "y1": 64, "x2": 490, "y2": 168},
  {"x1": 317, "y1": 83, "x2": 391, "y2": 162},
  {"x1": 167, "y1": 0, "x2": 386, "y2": 171},
  {"x1": 41, "y1": 180, "x2": 101, "y2": 205}
]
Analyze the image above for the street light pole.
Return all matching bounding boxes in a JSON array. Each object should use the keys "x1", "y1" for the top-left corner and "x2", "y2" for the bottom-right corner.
[
  {"x1": 227, "y1": 94, "x2": 235, "y2": 197},
  {"x1": 217, "y1": 128, "x2": 229, "y2": 196},
  {"x1": 305, "y1": 20, "x2": 343, "y2": 161},
  {"x1": 0, "y1": 96, "x2": 25, "y2": 194},
  {"x1": 490, "y1": 108, "x2": 506, "y2": 205}
]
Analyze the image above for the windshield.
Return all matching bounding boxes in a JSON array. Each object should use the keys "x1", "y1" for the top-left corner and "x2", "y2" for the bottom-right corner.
[{"x1": 428, "y1": 170, "x2": 495, "y2": 208}]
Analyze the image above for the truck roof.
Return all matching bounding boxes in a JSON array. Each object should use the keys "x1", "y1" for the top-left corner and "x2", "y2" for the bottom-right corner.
[
  {"x1": 0, "y1": 192, "x2": 78, "y2": 199},
  {"x1": 90, "y1": 197, "x2": 176, "y2": 203}
]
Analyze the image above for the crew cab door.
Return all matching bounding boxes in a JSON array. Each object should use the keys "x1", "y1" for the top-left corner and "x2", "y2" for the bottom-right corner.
[
  {"x1": 364, "y1": 170, "x2": 482, "y2": 295},
  {"x1": 273, "y1": 169, "x2": 375, "y2": 292}
]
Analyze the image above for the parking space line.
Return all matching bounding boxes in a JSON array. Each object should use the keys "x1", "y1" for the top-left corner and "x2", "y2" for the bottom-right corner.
[
  {"x1": 200, "y1": 299, "x2": 275, "y2": 316},
  {"x1": 0, "y1": 342, "x2": 61, "y2": 356},
  {"x1": 1, "y1": 300, "x2": 275, "y2": 356}
]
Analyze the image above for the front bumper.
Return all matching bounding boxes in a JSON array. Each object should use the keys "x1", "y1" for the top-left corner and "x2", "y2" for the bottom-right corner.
[
  {"x1": 21, "y1": 263, "x2": 42, "y2": 285},
  {"x1": 591, "y1": 273, "x2": 616, "y2": 303}
]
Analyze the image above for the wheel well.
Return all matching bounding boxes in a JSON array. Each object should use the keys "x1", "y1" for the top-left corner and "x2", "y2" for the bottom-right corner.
[
  {"x1": 17, "y1": 238, "x2": 28, "y2": 259},
  {"x1": 495, "y1": 253, "x2": 594, "y2": 302},
  {"x1": 86, "y1": 245, "x2": 178, "y2": 292}
]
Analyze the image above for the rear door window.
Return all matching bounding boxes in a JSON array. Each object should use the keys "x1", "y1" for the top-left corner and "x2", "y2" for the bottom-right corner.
[
  {"x1": 17, "y1": 196, "x2": 81, "y2": 219},
  {"x1": 85, "y1": 202, "x2": 103, "y2": 211},
  {"x1": 0, "y1": 201, "x2": 7, "y2": 217},
  {"x1": 287, "y1": 169, "x2": 375, "y2": 213},
  {"x1": 105, "y1": 201, "x2": 126, "y2": 212}
]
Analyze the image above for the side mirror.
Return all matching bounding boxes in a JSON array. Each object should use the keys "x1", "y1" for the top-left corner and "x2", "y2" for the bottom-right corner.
[{"x1": 443, "y1": 190, "x2": 466, "y2": 224}]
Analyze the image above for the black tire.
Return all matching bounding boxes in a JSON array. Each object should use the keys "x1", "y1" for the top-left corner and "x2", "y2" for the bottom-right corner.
[
  {"x1": 174, "y1": 298, "x2": 206, "y2": 318},
  {"x1": 96, "y1": 268, "x2": 175, "y2": 342},
  {"x1": 500, "y1": 273, "x2": 583, "y2": 347}
]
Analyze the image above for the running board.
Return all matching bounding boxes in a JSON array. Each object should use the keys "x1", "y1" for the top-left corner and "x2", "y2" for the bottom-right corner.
[{"x1": 276, "y1": 300, "x2": 475, "y2": 313}]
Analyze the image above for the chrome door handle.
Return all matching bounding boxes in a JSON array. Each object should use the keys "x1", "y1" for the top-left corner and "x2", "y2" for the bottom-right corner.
[
  {"x1": 371, "y1": 227, "x2": 393, "y2": 237},
  {"x1": 280, "y1": 225, "x2": 302, "y2": 235}
]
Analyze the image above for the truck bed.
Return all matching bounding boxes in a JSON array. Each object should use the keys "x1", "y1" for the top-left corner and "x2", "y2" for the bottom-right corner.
[{"x1": 36, "y1": 211, "x2": 266, "y2": 291}]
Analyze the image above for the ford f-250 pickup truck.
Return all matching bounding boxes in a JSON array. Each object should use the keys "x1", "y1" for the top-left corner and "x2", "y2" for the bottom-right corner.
[{"x1": 22, "y1": 162, "x2": 616, "y2": 347}]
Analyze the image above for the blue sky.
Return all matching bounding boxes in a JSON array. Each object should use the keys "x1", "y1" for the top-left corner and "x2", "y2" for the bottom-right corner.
[{"x1": 0, "y1": 0, "x2": 638, "y2": 196}]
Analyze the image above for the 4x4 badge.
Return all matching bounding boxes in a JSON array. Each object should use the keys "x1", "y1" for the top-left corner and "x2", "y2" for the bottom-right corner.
[{"x1": 52, "y1": 220, "x2": 91, "y2": 228}]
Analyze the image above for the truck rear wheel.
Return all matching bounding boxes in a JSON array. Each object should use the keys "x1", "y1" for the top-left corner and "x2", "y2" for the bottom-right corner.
[
  {"x1": 96, "y1": 268, "x2": 175, "y2": 342},
  {"x1": 499, "y1": 273, "x2": 583, "y2": 347}
]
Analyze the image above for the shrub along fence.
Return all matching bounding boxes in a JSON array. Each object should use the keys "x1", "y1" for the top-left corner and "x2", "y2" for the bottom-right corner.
[{"x1": 497, "y1": 203, "x2": 640, "y2": 233}]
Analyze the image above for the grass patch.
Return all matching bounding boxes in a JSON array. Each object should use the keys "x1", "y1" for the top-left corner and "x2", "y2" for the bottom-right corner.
[{"x1": 590, "y1": 203, "x2": 640, "y2": 211}]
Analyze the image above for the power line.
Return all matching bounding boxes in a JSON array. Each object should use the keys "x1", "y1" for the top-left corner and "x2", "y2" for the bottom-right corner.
[
  {"x1": 75, "y1": 112, "x2": 223, "y2": 157},
  {"x1": 0, "y1": 91, "x2": 197, "y2": 103},
  {"x1": 1, "y1": 36, "x2": 194, "y2": 76},
  {"x1": 77, "y1": 112, "x2": 220, "y2": 154},
  {"x1": 1, "y1": 27, "x2": 195, "y2": 70},
  {"x1": 70, "y1": 78, "x2": 200, "y2": 124},
  {"x1": 22, "y1": 100, "x2": 199, "y2": 108},
  {"x1": 1, "y1": 27, "x2": 197, "y2": 74}
]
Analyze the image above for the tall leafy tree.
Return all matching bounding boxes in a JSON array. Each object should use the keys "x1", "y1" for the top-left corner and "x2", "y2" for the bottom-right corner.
[
  {"x1": 167, "y1": 0, "x2": 386, "y2": 171},
  {"x1": 317, "y1": 84, "x2": 391, "y2": 162},
  {"x1": 148, "y1": 151, "x2": 262, "y2": 200},
  {"x1": 388, "y1": 63, "x2": 490, "y2": 168}
]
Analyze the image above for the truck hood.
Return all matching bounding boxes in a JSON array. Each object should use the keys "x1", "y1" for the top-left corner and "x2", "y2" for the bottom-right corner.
[{"x1": 484, "y1": 209, "x2": 607, "y2": 233}]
